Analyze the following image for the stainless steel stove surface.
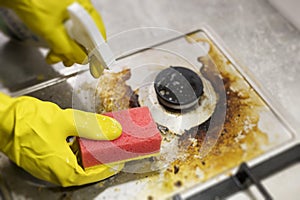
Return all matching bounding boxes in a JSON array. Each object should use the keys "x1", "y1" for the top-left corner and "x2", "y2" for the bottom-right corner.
[
  {"x1": 0, "y1": 27, "x2": 298, "y2": 200},
  {"x1": 1, "y1": 1, "x2": 300, "y2": 200}
]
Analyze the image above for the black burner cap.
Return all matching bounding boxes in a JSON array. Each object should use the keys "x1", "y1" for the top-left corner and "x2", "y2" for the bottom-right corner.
[{"x1": 154, "y1": 66, "x2": 204, "y2": 110}]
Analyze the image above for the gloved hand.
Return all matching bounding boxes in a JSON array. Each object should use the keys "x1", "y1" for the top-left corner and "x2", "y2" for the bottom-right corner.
[
  {"x1": 0, "y1": 93, "x2": 124, "y2": 187},
  {"x1": 0, "y1": 0, "x2": 106, "y2": 67}
]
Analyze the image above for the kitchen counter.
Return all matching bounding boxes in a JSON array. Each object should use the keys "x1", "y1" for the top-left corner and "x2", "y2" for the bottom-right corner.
[{"x1": 0, "y1": 0, "x2": 299, "y2": 199}]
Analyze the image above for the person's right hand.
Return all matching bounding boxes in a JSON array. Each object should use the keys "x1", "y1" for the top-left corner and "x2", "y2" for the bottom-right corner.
[
  {"x1": 0, "y1": 0, "x2": 106, "y2": 67},
  {"x1": 0, "y1": 93, "x2": 124, "y2": 187}
]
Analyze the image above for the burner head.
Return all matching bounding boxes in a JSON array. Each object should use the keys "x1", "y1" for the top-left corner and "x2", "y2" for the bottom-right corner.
[{"x1": 154, "y1": 66, "x2": 204, "y2": 110}]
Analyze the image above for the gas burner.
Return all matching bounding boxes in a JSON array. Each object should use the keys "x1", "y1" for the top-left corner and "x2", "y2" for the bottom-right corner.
[
  {"x1": 137, "y1": 65, "x2": 217, "y2": 135},
  {"x1": 154, "y1": 66, "x2": 204, "y2": 111}
]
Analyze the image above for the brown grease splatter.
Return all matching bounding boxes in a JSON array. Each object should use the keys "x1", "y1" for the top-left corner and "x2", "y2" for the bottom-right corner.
[
  {"x1": 142, "y1": 33, "x2": 269, "y2": 196},
  {"x1": 92, "y1": 33, "x2": 270, "y2": 199}
]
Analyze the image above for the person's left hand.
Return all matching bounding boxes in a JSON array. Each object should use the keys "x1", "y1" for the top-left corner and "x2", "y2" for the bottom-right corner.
[{"x1": 1, "y1": 0, "x2": 106, "y2": 67}]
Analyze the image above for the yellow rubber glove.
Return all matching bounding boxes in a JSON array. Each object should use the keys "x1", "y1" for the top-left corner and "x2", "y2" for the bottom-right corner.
[
  {"x1": 0, "y1": 0, "x2": 106, "y2": 67},
  {"x1": 0, "y1": 93, "x2": 124, "y2": 187}
]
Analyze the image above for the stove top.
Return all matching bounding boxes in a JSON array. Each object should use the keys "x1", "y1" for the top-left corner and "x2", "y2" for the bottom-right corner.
[{"x1": 0, "y1": 27, "x2": 298, "y2": 200}]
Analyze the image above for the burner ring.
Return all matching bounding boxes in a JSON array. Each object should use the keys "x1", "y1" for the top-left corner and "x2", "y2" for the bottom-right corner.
[{"x1": 154, "y1": 66, "x2": 204, "y2": 110}]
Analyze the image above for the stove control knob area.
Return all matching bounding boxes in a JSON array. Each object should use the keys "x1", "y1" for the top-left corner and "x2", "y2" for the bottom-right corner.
[{"x1": 154, "y1": 66, "x2": 204, "y2": 111}]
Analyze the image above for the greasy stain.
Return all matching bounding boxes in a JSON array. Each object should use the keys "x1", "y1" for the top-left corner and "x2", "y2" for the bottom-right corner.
[
  {"x1": 139, "y1": 33, "x2": 269, "y2": 198},
  {"x1": 94, "y1": 33, "x2": 269, "y2": 199}
]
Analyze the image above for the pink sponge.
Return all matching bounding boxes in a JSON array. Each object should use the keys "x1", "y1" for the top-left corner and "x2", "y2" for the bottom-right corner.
[{"x1": 78, "y1": 107, "x2": 162, "y2": 168}]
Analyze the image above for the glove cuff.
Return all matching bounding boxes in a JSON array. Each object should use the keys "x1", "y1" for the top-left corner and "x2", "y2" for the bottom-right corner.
[
  {"x1": 0, "y1": 92, "x2": 15, "y2": 111},
  {"x1": 0, "y1": 93, "x2": 17, "y2": 151}
]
